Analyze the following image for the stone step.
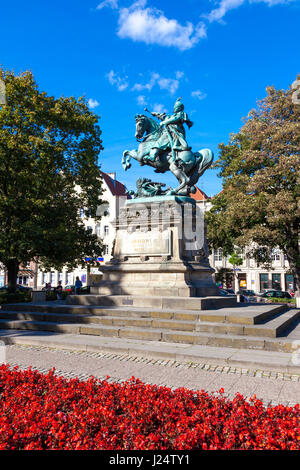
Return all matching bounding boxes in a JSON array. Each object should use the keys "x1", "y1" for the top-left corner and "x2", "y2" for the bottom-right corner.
[
  {"x1": 65, "y1": 294, "x2": 237, "y2": 310},
  {"x1": 0, "y1": 318, "x2": 297, "y2": 353},
  {"x1": 0, "y1": 311, "x2": 196, "y2": 331},
  {"x1": 0, "y1": 307, "x2": 298, "y2": 337},
  {"x1": 1, "y1": 303, "x2": 287, "y2": 325},
  {"x1": 0, "y1": 329, "x2": 298, "y2": 375}
]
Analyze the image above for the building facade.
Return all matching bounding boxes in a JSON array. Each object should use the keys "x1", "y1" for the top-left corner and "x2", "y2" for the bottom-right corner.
[{"x1": 193, "y1": 189, "x2": 295, "y2": 294}]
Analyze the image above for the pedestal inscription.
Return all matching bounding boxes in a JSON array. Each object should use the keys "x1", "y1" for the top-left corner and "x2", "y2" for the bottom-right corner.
[{"x1": 119, "y1": 230, "x2": 171, "y2": 257}]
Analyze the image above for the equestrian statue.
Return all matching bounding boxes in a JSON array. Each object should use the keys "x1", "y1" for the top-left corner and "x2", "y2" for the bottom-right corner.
[{"x1": 122, "y1": 97, "x2": 213, "y2": 197}]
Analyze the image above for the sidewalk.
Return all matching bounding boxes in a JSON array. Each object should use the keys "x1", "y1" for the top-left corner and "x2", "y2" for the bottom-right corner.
[{"x1": 1, "y1": 329, "x2": 299, "y2": 407}]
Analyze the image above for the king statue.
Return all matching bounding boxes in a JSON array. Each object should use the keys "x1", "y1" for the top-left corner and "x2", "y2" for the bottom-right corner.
[{"x1": 122, "y1": 97, "x2": 213, "y2": 197}]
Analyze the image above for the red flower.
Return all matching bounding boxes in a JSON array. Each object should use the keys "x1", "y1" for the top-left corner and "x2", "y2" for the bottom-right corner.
[{"x1": 0, "y1": 363, "x2": 299, "y2": 450}]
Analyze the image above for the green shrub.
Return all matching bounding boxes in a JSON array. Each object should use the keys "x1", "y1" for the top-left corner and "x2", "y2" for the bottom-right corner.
[
  {"x1": 268, "y1": 297, "x2": 296, "y2": 304},
  {"x1": 0, "y1": 291, "x2": 31, "y2": 304},
  {"x1": 61, "y1": 291, "x2": 69, "y2": 300},
  {"x1": 45, "y1": 291, "x2": 57, "y2": 301}
]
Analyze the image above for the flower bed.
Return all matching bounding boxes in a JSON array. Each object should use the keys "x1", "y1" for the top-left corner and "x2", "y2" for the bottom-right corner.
[{"x1": 0, "y1": 364, "x2": 299, "y2": 450}]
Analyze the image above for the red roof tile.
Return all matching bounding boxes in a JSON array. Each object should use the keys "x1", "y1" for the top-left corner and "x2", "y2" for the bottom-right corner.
[
  {"x1": 189, "y1": 186, "x2": 210, "y2": 201},
  {"x1": 100, "y1": 171, "x2": 129, "y2": 197}
]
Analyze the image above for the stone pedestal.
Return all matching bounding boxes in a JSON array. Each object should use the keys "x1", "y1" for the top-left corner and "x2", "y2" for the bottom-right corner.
[
  {"x1": 91, "y1": 197, "x2": 219, "y2": 298},
  {"x1": 31, "y1": 290, "x2": 46, "y2": 302}
]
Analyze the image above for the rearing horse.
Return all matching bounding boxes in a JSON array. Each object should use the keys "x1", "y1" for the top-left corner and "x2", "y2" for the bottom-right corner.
[{"x1": 122, "y1": 115, "x2": 213, "y2": 196}]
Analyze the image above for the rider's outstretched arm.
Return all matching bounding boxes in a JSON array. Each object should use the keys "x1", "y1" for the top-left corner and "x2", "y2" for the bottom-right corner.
[{"x1": 152, "y1": 112, "x2": 166, "y2": 121}]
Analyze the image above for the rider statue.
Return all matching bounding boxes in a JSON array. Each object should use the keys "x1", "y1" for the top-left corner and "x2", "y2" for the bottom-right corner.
[
  {"x1": 122, "y1": 96, "x2": 213, "y2": 196},
  {"x1": 145, "y1": 97, "x2": 193, "y2": 168}
]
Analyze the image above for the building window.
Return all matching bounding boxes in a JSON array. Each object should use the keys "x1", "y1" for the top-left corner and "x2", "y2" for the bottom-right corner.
[
  {"x1": 214, "y1": 248, "x2": 223, "y2": 262},
  {"x1": 104, "y1": 225, "x2": 109, "y2": 236},
  {"x1": 66, "y1": 272, "x2": 72, "y2": 285},
  {"x1": 18, "y1": 276, "x2": 28, "y2": 286},
  {"x1": 50, "y1": 272, "x2": 55, "y2": 285},
  {"x1": 103, "y1": 245, "x2": 109, "y2": 255},
  {"x1": 238, "y1": 273, "x2": 247, "y2": 289},
  {"x1": 80, "y1": 208, "x2": 85, "y2": 218},
  {"x1": 285, "y1": 274, "x2": 295, "y2": 292},
  {"x1": 271, "y1": 248, "x2": 281, "y2": 261},
  {"x1": 260, "y1": 273, "x2": 269, "y2": 291},
  {"x1": 272, "y1": 273, "x2": 281, "y2": 290},
  {"x1": 42, "y1": 272, "x2": 47, "y2": 285}
]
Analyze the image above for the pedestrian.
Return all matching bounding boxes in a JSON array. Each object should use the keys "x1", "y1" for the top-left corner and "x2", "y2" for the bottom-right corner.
[
  {"x1": 75, "y1": 276, "x2": 82, "y2": 295},
  {"x1": 56, "y1": 281, "x2": 63, "y2": 301}
]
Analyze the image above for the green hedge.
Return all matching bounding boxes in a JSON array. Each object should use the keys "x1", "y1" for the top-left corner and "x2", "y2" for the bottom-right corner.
[
  {"x1": 45, "y1": 291, "x2": 69, "y2": 301},
  {"x1": 0, "y1": 291, "x2": 31, "y2": 304},
  {"x1": 268, "y1": 297, "x2": 296, "y2": 304},
  {"x1": 45, "y1": 291, "x2": 57, "y2": 301}
]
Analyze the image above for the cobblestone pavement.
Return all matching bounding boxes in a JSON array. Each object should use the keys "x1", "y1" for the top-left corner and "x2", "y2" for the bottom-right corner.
[{"x1": 2, "y1": 344, "x2": 300, "y2": 408}]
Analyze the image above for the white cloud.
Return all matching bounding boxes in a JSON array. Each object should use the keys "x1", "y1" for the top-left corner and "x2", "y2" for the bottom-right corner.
[
  {"x1": 117, "y1": 2, "x2": 206, "y2": 51},
  {"x1": 153, "y1": 103, "x2": 167, "y2": 114},
  {"x1": 206, "y1": 0, "x2": 245, "y2": 22},
  {"x1": 96, "y1": 0, "x2": 118, "y2": 10},
  {"x1": 97, "y1": 0, "x2": 295, "y2": 50},
  {"x1": 175, "y1": 71, "x2": 185, "y2": 80},
  {"x1": 206, "y1": 0, "x2": 293, "y2": 23},
  {"x1": 137, "y1": 95, "x2": 147, "y2": 106},
  {"x1": 132, "y1": 72, "x2": 160, "y2": 92},
  {"x1": 191, "y1": 90, "x2": 207, "y2": 101},
  {"x1": 88, "y1": 98, "x2": 100, "y2": 109},
  {"x1": 132, "y1": 71, "x2": 184, "y2": 95},
  {"x1": 157, "y1": 77, "x2": 180, "y2": 95},
  {"x1": 107, "y1": 70, "x2": 129, "y2": 91}
]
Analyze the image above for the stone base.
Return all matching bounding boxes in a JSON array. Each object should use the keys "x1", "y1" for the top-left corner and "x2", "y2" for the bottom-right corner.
[
  {"x1": 66, "y1": 294, "x2": 237, "y2": 310},
  {"x1": 94, "y1": 197, "x2": 219, "y2": 298},
  {"x1": 90, "y1": 262, "x2": 218, "y2": 297}
]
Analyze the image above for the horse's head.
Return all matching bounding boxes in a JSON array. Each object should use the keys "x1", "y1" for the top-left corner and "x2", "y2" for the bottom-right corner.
[
  {"x1": 134, "y1": 114, "x2": 160, "y2": 141},
  {"x1": 135, "y1": 114, "x2": 148, "y2": 140}
]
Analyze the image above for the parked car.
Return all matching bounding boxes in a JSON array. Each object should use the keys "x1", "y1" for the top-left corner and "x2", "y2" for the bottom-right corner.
[
  {"x1": 62, "y1": 285, "x2": 90, "y2": 294},
  {"x1": 17, "y1": 284, "x2": 32, "y2": 292},
  {"x1": 80, "y1": 285, "x2": 90, "y2": 294},
  {"x1": 219, "y1": 289, "x2": 229, "y2": 296},
  {"x1": 259, "y1": 290, "x2": 292, "y2": 299},
  {"x1": 236, "y1": 289, "x2": 257, "y2": 302},
  {"x1": 238, "y1": 289, "x2": 256, "y2": 297},
  {"x1": 0, "y1": 284, "x2": 32, "y2": 292}
]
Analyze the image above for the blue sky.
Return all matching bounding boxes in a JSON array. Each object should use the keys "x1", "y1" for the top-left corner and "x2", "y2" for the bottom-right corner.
[{"x1": 1, "y1": 0, "x2": 299, "y2": 195}]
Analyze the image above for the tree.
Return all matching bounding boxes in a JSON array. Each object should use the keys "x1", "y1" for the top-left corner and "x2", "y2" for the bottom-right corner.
[
  {"x1": 0, "y1": 69, "x2": 105, "y2": 292},
  {"x1": 228, "y1": 252, "x2": 243, "y2": 293},
  {"x1": 206, "y1": 85, "x2": 300, "y2": 298}
]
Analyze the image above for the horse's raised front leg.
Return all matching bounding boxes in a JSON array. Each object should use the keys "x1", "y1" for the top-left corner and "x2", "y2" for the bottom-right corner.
[{"x1": 122, "y1": 150, "x2": 136, "y2": 171}]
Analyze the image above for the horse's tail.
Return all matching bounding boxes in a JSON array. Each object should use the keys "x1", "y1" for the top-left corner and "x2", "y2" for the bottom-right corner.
[{"x1": 189, "y1": 148, "x2": 214, "y2": 187}]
